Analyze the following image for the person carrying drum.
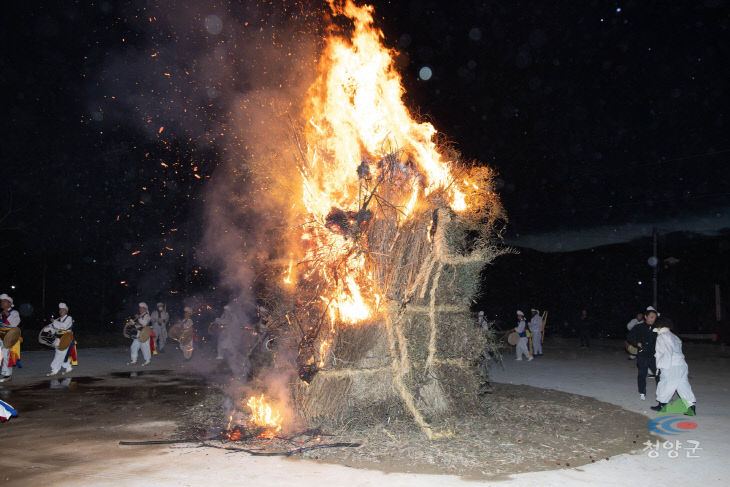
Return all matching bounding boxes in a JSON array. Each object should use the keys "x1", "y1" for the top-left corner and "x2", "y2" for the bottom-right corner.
[
  {"x1": 128, "y1": 302, "x2": 154, "y2": 366},
  {"x1": 0, "y1": 293, "x2": 21, "y2": 383},
  {"x1": 514, "y1": 310, "x2": 533, "y2": 361},
  {"x1": 46, "y1": 302, "x2": 77, "y2": 376},
  {"x1": 180, "y1": 306, "x2": 195, "y2": 360},
  {"x1": 0, "y1": 349, "x2": 18, "y2": 419},
  {"x1": 150, "y1": 302, "x2": 169, "y2": 352}
]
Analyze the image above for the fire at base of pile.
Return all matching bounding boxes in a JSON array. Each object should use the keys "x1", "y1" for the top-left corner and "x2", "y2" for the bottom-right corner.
[{"x1": 295, "y1": 204, "x2": 506, "y2": 439}]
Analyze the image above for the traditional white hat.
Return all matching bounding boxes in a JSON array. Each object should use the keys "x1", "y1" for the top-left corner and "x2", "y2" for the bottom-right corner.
[
  {"x1": 0, "y1": 294, "x2": 12, "y2": 304},
  {"x1": 184, "y1": 306, "x2": 193, "y2": 313},
  {"x1": 59, "y1": 302, "x2": 69, "y2": 311},
  {"x1": 138, "y1": 302, "x2": 148, "y2": 309},
  {"x1": 653, "y1": 327, "x2": 670, "y2": 334},
  {"x1": 516, "y1": 310, "x2": 525, "y2": 316},
  {"x1": 531, "y1": 308, "x2": 539, "y2": 313},
  {"x1": 157, "y1": 302, "x2": 164, "y2": 308},
  {"x1": 645, "y1": 306, "x2": 660, "y2": 316},
  {"x1": 478, "y1": 310, "x2": 484, "y2": 316}
]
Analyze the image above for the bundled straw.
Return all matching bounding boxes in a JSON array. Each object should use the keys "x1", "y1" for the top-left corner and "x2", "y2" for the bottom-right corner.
[{"x1": 291, "y1": 154, "x2": 508, "y2": 437}]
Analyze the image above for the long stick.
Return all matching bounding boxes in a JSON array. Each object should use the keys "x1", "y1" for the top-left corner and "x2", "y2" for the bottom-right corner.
[
  {"x1": 119, "y1": 439, "x2": 202, "y2": 446},
  {"x1": 202, "y1": 441, "x2": 361, "y2": 457},
  {"x1": 120, "y1": 439, "x2": 360, "y2": 456}
]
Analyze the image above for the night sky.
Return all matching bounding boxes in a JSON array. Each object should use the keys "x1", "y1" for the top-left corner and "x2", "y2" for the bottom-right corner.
[
  {"x1": 386, "y1": 0, "x2": 729, "y2": 249},
  {"x1": 2, "y1": 1, "x2": 729, "y2": 323}
]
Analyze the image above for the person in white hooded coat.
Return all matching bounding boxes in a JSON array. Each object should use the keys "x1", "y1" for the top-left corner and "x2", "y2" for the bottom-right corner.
[{"x1": 651, "y1": 320, "x2": 696, "y2": 413}]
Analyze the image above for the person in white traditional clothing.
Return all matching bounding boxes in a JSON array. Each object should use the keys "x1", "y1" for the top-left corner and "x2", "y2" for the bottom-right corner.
[
  {"x1": 128, "y1": 302, "x2": 153, "y2": 366},
  {"x1": 47, "y1": 303, "x2": 75, "y2": 376},
  {"x1": 651, "y1": 318, "x2": 697, "y2": 414},
  {"x1": 180, "y1": 307, "x2": 195, "y2": 360},
  {"x1": 214, "y1": 305, "x2": 234, "y2": 360},
  {"x1": 0, "y1": 347, "x2": 18, "y2": 420},
  {"x1": 150, "y1": 302, "x2": 169, "y2": 352},
  {"x1": 477, "y1": 310, "x2": 488, "y2": 329},
  {"x1": 0, "y1": 293, "x2": 21, "y2": 382},
  {"x1": 529, "y1": 309, "x2": 544, "y2": 356},
  {"x1": 514, "y1": 310, "x2": 533, "y2": 361}
]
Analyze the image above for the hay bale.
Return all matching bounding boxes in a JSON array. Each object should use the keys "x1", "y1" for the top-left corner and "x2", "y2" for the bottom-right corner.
[{"x1": 295, "y1": 206, "x2": 504, "y2": 438}]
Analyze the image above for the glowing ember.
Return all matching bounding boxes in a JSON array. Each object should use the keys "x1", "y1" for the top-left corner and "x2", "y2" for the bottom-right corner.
[
  {"x1": 283, "y1": 258, "x2": 294, "y2": 284},
  {"x1": 226, "y1": 429, "x2": 243, "y2": 441},
  {"x1": 246, "y1": 394, "x2": 282, "y2": 434}
]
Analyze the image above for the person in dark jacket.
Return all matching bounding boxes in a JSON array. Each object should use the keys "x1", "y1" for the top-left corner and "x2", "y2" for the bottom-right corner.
[
  {"x1": 627, "y1": 306, "x2": 660, "y2": 400},
  {"x1": 578, "y1": 309, "x2": 592, "y2": 348}
]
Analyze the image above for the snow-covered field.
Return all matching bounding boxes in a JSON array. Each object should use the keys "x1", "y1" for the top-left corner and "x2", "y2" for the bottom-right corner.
[
  {"x1": 488, "y1": 338, "x2": 730, "y2": 486},
  {"x1": 2, "y1": 338, "x2": 728, "y2": 486}
]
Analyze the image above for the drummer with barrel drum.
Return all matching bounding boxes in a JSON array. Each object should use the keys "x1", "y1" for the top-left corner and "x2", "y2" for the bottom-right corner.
[
  {"x1": 166, "y1": 306, "x2": 196, "y2": 360},
  {"x1": 126, "y1": 302, "x2": 156, "y2": 366},
  {"x1": 0, "y1": 293, "x2": 21, "y2": 383},
  {"x1": 166, "y1": 307, "x2": 195, "y2": 359},
  {"x1": 42, "y1": 302, "x2": 78, "y2": 376},
  {"x1": 179, "y1": 307, "x2": 195, "y2": 360}
]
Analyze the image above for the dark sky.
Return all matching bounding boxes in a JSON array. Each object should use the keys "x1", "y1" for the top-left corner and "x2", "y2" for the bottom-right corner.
[
  {"x1": 1, "y1": 0, "x2": 728, "y2": 306},
  {"x1": 383, "y1": 0, "x2": 729, "y2": 249}
]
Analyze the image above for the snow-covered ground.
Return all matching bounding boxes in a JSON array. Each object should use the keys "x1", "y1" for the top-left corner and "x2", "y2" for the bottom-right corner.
[
  {"x1": 488, "y1": 337, "x2": 730, "y2": 486},
  {"x1": 2, "y1": 339, "x2": 729, "y2": 486}
]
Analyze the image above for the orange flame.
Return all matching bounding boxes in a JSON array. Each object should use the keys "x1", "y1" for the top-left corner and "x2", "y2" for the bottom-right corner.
[
  {"x1": 304, "y1": 0, "x2": 465, "y2": 208},
  {"x1": 296, "y1": 1, "x2": 471, "y2": 326},
  {"x1": 283, "y1": 258, "x2": 294, "y2": 284},
  {"x1": 226, "y1": 429, "x2": 243, "y2": 441},
  {"x1": 318, "y1": 340, "x2": 329, "y2": 368},
  {"x1": 246, "y1": 394, "x2": 282, "y2": 435}
]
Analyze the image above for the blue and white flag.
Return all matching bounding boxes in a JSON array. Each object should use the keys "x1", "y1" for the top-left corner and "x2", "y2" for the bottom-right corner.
[{"x1": 0, "y1": 399, "x2": 17, "y2": 422}]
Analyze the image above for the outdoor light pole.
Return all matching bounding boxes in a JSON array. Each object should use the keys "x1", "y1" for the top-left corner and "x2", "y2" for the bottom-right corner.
[
  {"x1": 41, "y1": 258, "x2": 47, "y2": 311},
  {"x1": 652, "y1": 227, "x2": 658, "y2": 310}
]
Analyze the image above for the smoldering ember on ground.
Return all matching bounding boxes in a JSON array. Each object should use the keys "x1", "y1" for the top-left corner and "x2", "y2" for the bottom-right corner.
[{"x1": 1, "y1": 0, "x2": 729, "y2": 486}]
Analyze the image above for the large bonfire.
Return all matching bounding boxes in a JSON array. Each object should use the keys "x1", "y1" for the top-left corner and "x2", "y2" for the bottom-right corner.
[{"x1": 256, "y1": 0, "x2": 505, "y2": 438}]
